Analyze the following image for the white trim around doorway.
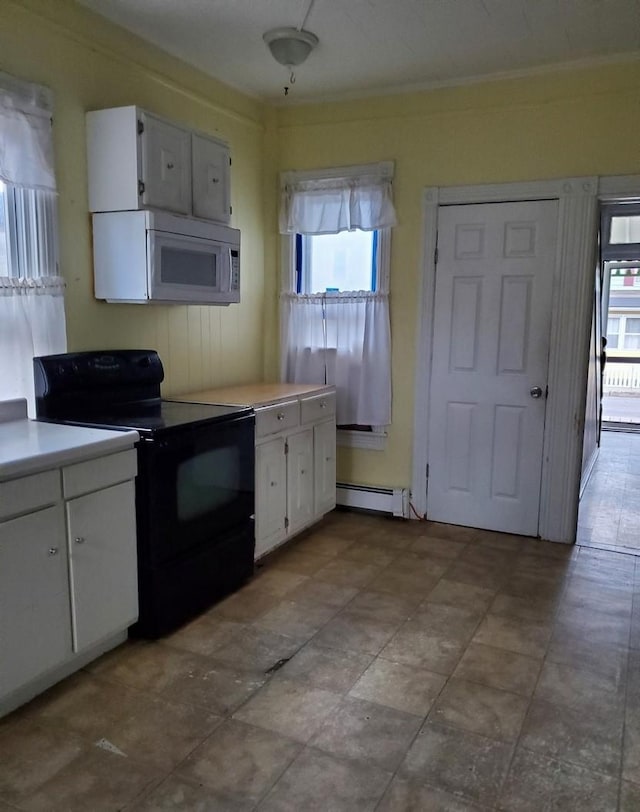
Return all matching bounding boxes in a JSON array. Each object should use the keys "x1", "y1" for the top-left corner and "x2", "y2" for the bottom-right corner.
[{"x1": 412, "y1": 176, "x2": 600, "y2": 543}]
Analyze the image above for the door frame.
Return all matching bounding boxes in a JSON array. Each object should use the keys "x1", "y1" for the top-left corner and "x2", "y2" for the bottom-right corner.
[{"x1": 412, "y1": 176, "x2": 610, "y2": 543}]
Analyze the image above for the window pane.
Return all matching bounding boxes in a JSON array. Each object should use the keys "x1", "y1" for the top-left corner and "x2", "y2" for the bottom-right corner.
[
  {"x1": 303, "y1": 230, "x2": 375, "y2": 293},
  {"x1": 626, "y1": 318, "x2": 640, "y2": 333},
  {"x1": 607, "y1": 317, "x2": 620, "y2": 349},
  {"x1": 0, "y1": 182, "x2": 8, "y2": 276},
  {"x1": 610, "y1": 215, "x2": 640, "y2": 244}
]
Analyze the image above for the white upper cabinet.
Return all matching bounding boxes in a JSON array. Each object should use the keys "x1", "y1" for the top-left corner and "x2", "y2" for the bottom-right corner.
[
  {"x1": 140, "y1": 112, "x2": 191, "y2": 214},
  {"x1": 192, "y1": 133, "x2": 230, "y2": 222},
  {"x1": 86, "y1": 106, "x2": 231, "y2": 223}
]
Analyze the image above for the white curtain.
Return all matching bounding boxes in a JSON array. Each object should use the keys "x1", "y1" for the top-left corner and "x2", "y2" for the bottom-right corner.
[
  {"x1": 0, "y1": 72, "x2": 55, "y2": 191},
  {"x1": 281, "y1": 291, "x2": 391, "y2": 425},
  {"x1": 280, "y1": 162, "x2": 395, "y2": 426},
  {"x1": 0, "y1": 72, "x2": 65, "y2": 415},
  {"x1": 280, "y1": 163, "x2": 397, "y2": 235},
  {"x1": 0, "y1": 278, "x2": 66, "y2": 413}
]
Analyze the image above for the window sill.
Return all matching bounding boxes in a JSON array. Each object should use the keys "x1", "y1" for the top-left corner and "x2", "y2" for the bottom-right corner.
[{"x1": 337, "y1": 429, "x2": 387, "y2": 450}]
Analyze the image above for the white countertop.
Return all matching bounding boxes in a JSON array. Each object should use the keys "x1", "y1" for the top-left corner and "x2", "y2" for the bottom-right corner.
[{"x1": 0, "y1": 417, "x2": 139, "y2": 481}]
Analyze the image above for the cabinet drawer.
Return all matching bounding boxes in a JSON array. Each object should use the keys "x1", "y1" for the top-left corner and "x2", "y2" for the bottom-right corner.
[
  {"x1": 301, "y1": 392, "x2": 336, "y2": 425},
  {"x1": 255, "y1": 400, "x2": 299, "y2": 439},
  {"x1": 0, "y1": 470, "x2": 60, "y2": 521},
  {"x1": 63, "y1": 450, "x2": 137, "y2": 499}
]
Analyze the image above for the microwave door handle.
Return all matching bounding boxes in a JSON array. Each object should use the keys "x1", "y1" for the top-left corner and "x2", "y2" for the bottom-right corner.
[{"x1": 222, "y1": 248, "x2": 232, "y2": 291}]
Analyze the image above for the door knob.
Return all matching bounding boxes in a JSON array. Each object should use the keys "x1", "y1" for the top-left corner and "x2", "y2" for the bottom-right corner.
[{"x1": 530, "y1": 386, "x2": 543, "y2": 399}]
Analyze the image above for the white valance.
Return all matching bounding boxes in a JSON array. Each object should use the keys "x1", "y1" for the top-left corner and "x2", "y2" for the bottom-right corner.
[
  {"x1": 0, "y1": 72, "x2": 56, "y2": 191},
  {"x1": 280, "y1": 162, "x2": 397, "y2": 235}
]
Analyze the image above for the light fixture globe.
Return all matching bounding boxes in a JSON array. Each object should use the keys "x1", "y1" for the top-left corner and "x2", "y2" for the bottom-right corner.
[{"x1": 263, "y1": 27, "x2": 319, "y2": 67}]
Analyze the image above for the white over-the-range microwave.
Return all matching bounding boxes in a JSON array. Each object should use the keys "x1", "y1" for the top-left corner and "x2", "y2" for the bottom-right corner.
[{"x1": 92, "y1": 210, "x2": 240, "y2": 305}]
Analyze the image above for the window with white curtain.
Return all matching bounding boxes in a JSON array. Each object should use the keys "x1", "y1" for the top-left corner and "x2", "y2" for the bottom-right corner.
[
  {"x1": 0, "y1": 71, "x2": 66, "y2": 415},
  {"x1": 279, "y1": 162, "x2": 396, "y2": 448}
]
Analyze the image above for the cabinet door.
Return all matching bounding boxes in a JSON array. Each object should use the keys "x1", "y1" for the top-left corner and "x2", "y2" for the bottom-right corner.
[
  {"x1": 255, "y1": 437, "x2": 287, "y2": 558},
  {"x1": 314, "y1": 419, "x2": 337, "y2": 517},
  {"x1": 287, "y1": 429, "x2": 314, "y2": 534},
  {"x1": 140, "y1": 113, "x2": 191, "y2": 214},
  {"x1": 66, "y1": 481, "x2": 138, "y2": 652},
  {"x1": 192, "y1": 134, "x2": 230, "y2": 223},
  {"x1": 0, "y1": 506, "x2": 71, "y2": 698}
]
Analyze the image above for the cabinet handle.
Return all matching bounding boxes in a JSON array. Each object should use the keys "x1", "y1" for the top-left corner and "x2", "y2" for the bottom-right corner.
[
  {"x1": 211, "y1": 177, "x2": 220, "y2": 184},
  {"x1": 277, "y1": 413, "x2": 285, "y2": 421},
  {"x1": 74, "y1": 536, "x2": 86, "y2": 545},
  {"x1": 48, "y1": 547, "x2": 59, "y2": 556},
  {"x1": 270, "y1": 481, "x2": 277, "y2": 487},
  {"x1": 166, "y1": 162, "x2": 175, "y2": 170},
  {"x1": 319, "y1": 401, "x2": 326, "y2": 408}
]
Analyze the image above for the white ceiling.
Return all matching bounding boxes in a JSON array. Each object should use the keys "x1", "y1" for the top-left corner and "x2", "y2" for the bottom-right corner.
[{"x1": 77, "y1": 0, "x2": 640, "y2": 103}]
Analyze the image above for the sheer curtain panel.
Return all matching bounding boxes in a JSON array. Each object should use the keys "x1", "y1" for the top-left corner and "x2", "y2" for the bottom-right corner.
[
  {"x1": 0, "y1": 72, "x2": 65, "y2": 415},
  {"x1": 281, "y1": 291, "x2": 391, "y2": 425}
]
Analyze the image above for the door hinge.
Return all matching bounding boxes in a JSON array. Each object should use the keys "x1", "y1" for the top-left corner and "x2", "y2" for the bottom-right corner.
[
  {"x1": 426, "y1": 463, "x2": 430, "y2": 479},
  {"x1": 137, "y1": 119, "x2": 144, "y2": 135},
  {"x1": 284, "y1": 440, "x2": 289, "y2": 455},
  {"x1": 229, "y1": 156, "x2": 232, "y2": 166},
  {"x1": 284, "y1": 516, "x2": 289, "y2": 529},
  {"x1": 545, "y1": 384, "x2": 549, "y2": 399},
  {"x1": 138, "y1": 179, "x2": 145, "y2": 196},
  {"x1": 434, "y1": 247, "x2": 439, "y2": 265},
  {"x1": 230, "y1": 205, "x2": 233, "y2": 215}
]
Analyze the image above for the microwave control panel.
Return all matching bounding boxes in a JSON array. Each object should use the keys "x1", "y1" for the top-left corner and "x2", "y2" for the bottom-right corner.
[{"x1": 230, "y1": 249, "x2": 240, "y2": 291}]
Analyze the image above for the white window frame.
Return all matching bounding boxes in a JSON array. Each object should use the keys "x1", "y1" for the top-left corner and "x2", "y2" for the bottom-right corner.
[{"x1": 280, "y1": 164, "x2": 393, "y2": 450}]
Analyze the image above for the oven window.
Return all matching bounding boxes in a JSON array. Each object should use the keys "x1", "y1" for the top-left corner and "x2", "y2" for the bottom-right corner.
[
  {"x1": 161, "y1": 246, "x2": 218, "y2": 287},
  {"x1": 177, "y1": 446, "x2": 240, "y2": 521}
]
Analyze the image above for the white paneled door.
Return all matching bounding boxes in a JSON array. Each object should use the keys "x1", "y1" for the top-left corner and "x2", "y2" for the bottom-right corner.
[{"x1": 427, "y1": 200, "x2": 558, "y2": 535}]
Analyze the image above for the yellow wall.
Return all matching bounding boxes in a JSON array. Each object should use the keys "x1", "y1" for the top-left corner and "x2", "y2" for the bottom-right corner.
[
  {"x1": 1, "y1": 0, "x2": 267, "y2": 396},
  {"x1": 270, "y1": 61, "x2": 640, "y2": 489},
  {"x1": 3, "y1": 0, "x2": 640, "y2": 494}
]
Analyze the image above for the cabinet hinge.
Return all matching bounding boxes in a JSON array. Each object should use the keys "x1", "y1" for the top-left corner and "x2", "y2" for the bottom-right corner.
[
  {"x1": 284, "y1": 516, "x2": 289, "y2": 529},
  {"x1": 138, "y1": 179, "x2": 145, "y2": 196},
  {"x1": 434, "y1": 231, "x2": 439, "y2": 265},
  {"x1": 426, "y1": 463, "x2": 430, "y2": 479},
  {"x1": 230, "y1": 205, "x2": 233, "y2": 215},
  {"x1": 284, "y1": 441, "x2": 289, "y2": 455},
  {"x1": 137, "y1": 119, "x2": 144, "y2": 135},
  {"x1": 229, "y1": 156, "x2": 232, "y2": 166}
]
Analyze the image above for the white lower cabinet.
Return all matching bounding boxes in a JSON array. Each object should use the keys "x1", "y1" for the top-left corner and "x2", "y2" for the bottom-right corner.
[
  {"x1": 255, "y1": 437, "x2": 287, "y2": 557},
  {"x1": 67, "y1": 481, "x2": 138, "y2": 652},
  {"x1": 0, "y1": 505, "x2": 71, "y2": 698},
  {"x1": 0, "y1": 448, "x2": 138, "y2": 716},
  {"x1": 314, "y1": 419, "x2": 337, "y2": 516},
  {"x1": 286, "y1": 429, "x2": 314, "y2": 534},
  {"x1": 254, "y1": 389, "x2": 336, "y2": 559}
]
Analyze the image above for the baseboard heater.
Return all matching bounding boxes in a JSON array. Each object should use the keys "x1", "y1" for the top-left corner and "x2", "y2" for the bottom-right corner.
[{"x1": 336, "y1": 483, "x2": 409, "y2": 518}]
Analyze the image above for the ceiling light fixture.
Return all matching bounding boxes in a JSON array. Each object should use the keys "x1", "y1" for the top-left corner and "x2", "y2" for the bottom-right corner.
[{"x1": 263, "y1": 0, "x2": 319, "y2": 95}]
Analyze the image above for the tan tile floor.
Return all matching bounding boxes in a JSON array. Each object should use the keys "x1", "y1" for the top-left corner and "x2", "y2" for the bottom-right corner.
[
  {"x1": 578, "y1": 431, "x2": 640, "y2": 554},
  {"x1": 1, "y1": 510, "x2": 639, "y2": 810}
]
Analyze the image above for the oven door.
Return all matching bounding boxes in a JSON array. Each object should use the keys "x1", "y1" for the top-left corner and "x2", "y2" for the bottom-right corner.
[{"x1": 136, "y1": 414, "x2": 255, "y2": 566}]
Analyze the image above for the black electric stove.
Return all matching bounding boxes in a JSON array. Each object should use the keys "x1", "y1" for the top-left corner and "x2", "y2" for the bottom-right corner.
[{"x1": 34, "y1": 349, "x2": 256, "y2": 638}]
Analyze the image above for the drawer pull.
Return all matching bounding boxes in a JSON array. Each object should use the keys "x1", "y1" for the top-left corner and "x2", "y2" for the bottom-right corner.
[
  {"x1": 48, "y1": 547, "x2": 59, "y2": 556},
  {"x1": 277, "y1": 413, "x2": 285, "y2": 421},
  {"x1": 74, "y1": 536, "x2": 86, "y2": 545}
]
